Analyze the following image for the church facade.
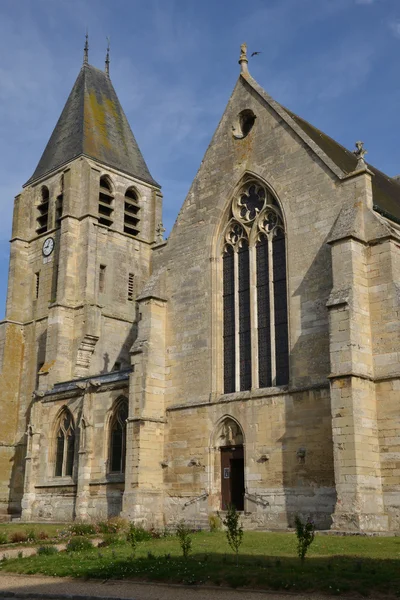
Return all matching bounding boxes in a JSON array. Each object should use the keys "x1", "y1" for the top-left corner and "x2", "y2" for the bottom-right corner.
[{"x1": 0, "y1": 43, "x2": 399, "y2": 532}]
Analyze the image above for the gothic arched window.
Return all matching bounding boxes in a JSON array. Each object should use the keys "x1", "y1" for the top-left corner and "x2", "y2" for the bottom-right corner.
[
  {"x1": 109, "y1": 399, "x2": 128, "y2": 473},
  {"x1": 54, "y1": 409, "x2": 75, "y2": 477},
  {"x1": 222, "y1": 179, "x2": 289, "y2": 393}
]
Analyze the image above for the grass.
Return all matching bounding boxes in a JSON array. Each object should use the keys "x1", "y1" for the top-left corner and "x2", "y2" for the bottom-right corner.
[{"x1": 1, "y1": 531, "x2": 400, "y2": 596}]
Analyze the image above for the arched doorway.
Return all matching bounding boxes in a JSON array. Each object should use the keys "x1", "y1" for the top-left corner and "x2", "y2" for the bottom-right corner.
[{"x1": 218, "y1": 418, "x2": 245, "y2": 511}]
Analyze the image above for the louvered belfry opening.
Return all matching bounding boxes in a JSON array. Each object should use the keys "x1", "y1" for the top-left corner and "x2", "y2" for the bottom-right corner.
[
  {"x1": 55, "y1": 175, "x2": 64, "y2": 227},
  {"x1": 37, "y1": 186, "x2": 49, "y2": 234},
  {"x1": 222, "y1": 179, "x2": 289, "y2": 394},
  {"x1": 98, "y1": 176, "x2": 114, "y2": 227},
  {"x1": 124, "y1": 187, "x2": 140, "y2": 237}
]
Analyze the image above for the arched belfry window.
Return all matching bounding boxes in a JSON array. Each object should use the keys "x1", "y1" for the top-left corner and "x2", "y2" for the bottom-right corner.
[
  {"x1": 124, "y1": 187, "x2": 140, "y2": 237},
  {"x1": 109, "y1": 399, "x2": 128, "y2": 473},
  {"x1": 54, "y1": 409, "x2": 75, "y2": 477},
  {"x1": 98, "y1": 176, "x2": 114, "y2": 227},
  {"x1": 222, "y1": 179, "x2": 289, "y2": 393},
  {"x1": 37, "y1": 186, "x2": 49, "y2": 234}
]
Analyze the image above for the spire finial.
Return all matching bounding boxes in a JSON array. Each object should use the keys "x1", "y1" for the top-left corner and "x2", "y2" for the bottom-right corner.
[
  {"x1": 105, "y1": 36, "x2": 110, "y2": 76},
  {"x1": 353, "y1": 141, "x2": 368, "y2": 170},
  {"x1": 239, "y1": 43, "x2": 249, "y2": 74},
  {"x1": 83, "y1": 29, "x2": 89, "y2": 65}
]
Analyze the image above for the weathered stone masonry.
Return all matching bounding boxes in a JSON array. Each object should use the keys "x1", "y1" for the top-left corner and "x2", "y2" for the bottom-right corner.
[{"x1": 0, "y1": 44, "x2": 399, "y2": 531}]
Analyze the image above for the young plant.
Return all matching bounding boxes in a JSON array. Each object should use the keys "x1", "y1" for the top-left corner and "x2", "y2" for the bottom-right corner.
[
  {"x1": 222, "y1": 504, "x2": 243, "y2": 565},
  {"x1": 176, "y1": 520, "x2": 192, "y2": 559},
  {"x1": 127, "y1": 523, "x2": 138, "y2": 557},
  {"x1": 294, "y1": 515, "x2": 315, "y2": 562}
]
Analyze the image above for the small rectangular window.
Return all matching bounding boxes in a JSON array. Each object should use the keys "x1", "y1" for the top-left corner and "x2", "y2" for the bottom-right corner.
[
  {"x1": 99, "y1": 265, "x2": 106, "y2": 293},
  {"x1": 35, "y1": 272, "x2": 40, "y2": 299},
  {"x1": 128, "y1": 273, "x2": 134, "y2": 301}
]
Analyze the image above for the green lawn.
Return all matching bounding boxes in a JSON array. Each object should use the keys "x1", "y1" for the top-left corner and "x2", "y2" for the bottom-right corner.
[{"x1": 1, "y1": 531, "x2": 400, "y2": 596}]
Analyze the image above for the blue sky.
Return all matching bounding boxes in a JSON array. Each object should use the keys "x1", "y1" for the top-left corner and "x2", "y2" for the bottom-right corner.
[{"x1": 0, "y1": 0, "x2": 400, "y2": 317}]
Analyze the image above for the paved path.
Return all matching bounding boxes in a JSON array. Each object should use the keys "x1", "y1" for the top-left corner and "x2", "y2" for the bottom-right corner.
[{"x1": 0, "y1": 573, "x2": 396, "y2": 600}]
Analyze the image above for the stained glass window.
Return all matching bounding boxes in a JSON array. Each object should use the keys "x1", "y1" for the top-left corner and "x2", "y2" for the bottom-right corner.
[
  {"x1": 223, "y1": 246, "x2": 235, "y2": 393},
  {"x1": 109, "y1": 400, "x2": 128, "y2": 473},
  {"x1": 222, "y1": 179, "x2": 289, "y2": 392},
  {"x1": 54, "y1": 409, "x2": 75, "y2": 477}
]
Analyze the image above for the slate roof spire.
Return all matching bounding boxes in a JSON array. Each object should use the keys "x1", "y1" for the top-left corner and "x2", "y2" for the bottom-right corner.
[{"x1": 25, "y1": 49, "x2": 159, "y2": 188}]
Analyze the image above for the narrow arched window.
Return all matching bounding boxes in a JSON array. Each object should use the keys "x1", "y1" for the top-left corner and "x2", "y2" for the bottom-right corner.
[
  {"x1": 37, "y1": 186, "x2": 49, "y2": 234},
  {"x1": 54, "y1": 409, "x2": 75, "y2": 477},
  {"x1": 109, "y1": 400, "x2": 128, "y2": 473},
  {"x1": 124, "y1": 187, "x2": 140, "y2": 237},
  {"x1": 98, "y1": 176, "x2": 114, "y2": 227},
  {"x1": 222, "y1": 180, "x2": 289, "y2": 393}
]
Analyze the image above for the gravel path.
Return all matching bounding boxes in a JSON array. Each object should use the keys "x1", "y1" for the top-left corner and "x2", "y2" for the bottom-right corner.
[{"x1": 0, "y1": 573, "x2": 395, "y2": 600}]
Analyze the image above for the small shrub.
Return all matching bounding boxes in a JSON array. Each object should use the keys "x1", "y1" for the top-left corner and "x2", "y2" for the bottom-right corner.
[
  {"x1": 38, "y1": 531, "x2": 49, "y2": 540},
  {"x1": 176, "y1": 520, "x2": 192, "y2": 559},
  {"x1": 147, "y1": 551, "x2": 155, "y2": 559},
  {"x1": 66, "y1": 536, "x2": 93, "y2": 552},
  {"x1": 222, "y1": 504, "x2": 243, "y2": 565},
  {"x1": 37, "y1": 545, "x2": 58, "y2": 556},
  {"x1": 100, "y1": 533, "x2": 125, "y2": 547},
  {"x1": 69, "y1": 523, "x2": 96, "y2": 536},
  {"x1": 294, "y1": 515, "x2": 315, "y2": 562},
  {"x1": 0, "y1": 532, "x2": 8, "y2": 545},
  {"x1": 26, "y1": 529, "x2": 37, "y2": 543},
  {"x1": 17, "y1": 551, "x2": 23, "y2": 559},
  {"x1": 127, "y1": 524, "x2": 138, "y2": 557},
  {"x1": 10, "y1": 531, "x2": 28, "y2": 544},
  {"x1": 209, "y1": 512, "x2": 222, "y2": 532},
  {"x1": 127, "y1": 525, "x2": 152, "y2": 542},
  {"x1": 97, "y1": 517, "x2": 128, "y2": 534}
]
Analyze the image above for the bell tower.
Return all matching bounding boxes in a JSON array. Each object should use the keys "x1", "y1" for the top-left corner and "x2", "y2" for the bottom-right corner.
[{"x1": 0, "y1": 40, "x2": 162, "y2": 519}]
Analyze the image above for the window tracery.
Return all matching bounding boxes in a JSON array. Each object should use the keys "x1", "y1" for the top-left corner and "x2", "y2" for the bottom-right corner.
[
  {"x1": 222, "y1": 179, "x2": 289, "y2": 393},
  {"x1": 54, "y1": 409, "x2": 75, "y2": 477}
]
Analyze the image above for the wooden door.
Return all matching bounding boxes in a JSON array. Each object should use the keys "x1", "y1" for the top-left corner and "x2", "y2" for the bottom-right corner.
[{"x1": 221, "y1": 445, "x2": 244, "y2": 511}]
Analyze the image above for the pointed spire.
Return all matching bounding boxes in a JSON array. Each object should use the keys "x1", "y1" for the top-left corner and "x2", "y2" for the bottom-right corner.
[
  {"x1": 239, "y1": 42, "x2": 249, "y2": 74},
  {"x1": 105, "y1": 36, "x2": 110, "y2": 76},
  {"x1": 83, "y1": 29, "x2": 89, "y2": 65}
]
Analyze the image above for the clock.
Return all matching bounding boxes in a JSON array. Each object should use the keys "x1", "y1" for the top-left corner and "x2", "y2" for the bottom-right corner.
[{"x1": 42, "y1": 237, "x2": 55, "y2": 257}]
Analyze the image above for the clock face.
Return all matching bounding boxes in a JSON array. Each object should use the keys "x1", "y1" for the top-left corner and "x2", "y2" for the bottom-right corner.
[{"x1": 42, "y1": 237, "x2": 55, "y2": 257}]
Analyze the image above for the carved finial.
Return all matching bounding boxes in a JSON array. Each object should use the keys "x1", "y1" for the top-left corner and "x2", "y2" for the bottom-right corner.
[
  {"x1": 83, "y1": 29, "x2": 89, "y2": 65},
  {"x1": 105, "y1": 36, "x2": 110, "y2": 76},
  {"x1": 156, "y1": 222, "x2": 166, "y2": 243},
  {"x1": 353, "y1": 141, "x2": 367, "y2": 170},
  {"x1": 239, "y1": 43, "x2": 249, "y2": 74}
]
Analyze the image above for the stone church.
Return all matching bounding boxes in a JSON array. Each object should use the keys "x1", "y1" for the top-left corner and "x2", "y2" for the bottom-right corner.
[{"x1": 0, "y1": 41, "x2": 399, "y2": 532}]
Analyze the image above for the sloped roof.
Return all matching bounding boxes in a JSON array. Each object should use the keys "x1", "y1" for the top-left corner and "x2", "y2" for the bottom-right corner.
[
  {"x1": 25, "y1": 64, "x2": 159, "y2": 188},
  {"x1": 283, "y1": 108, "x2": 400, "y2": 224},
  {"x1": 241, "y1": 73, "x2": 400, "y2": 225}
]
